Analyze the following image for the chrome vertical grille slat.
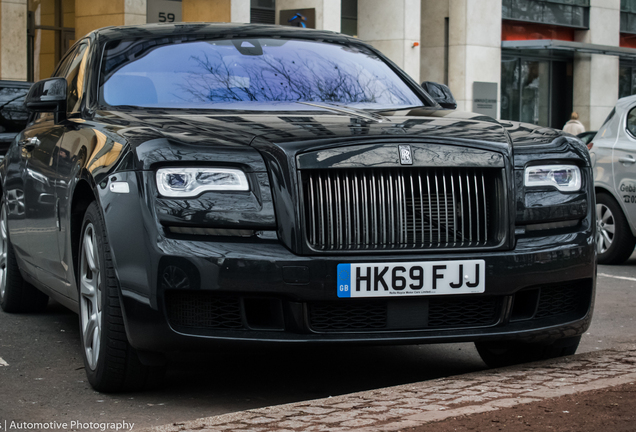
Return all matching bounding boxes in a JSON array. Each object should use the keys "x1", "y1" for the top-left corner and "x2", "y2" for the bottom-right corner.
[
  {"x1": 458, "y1": 173, "x2": 465, "y2": 246},
  {"x1": 466, "y1": 172, "x2": 473, "y2": 244},
  {"x1": 426, "y1": 172, "x2": 433, "y2": 245},
  {"x1": 482, "y1": 172, "x2": 488, "y2": 242},
  {"x1": 344, "y1": 172, "x2": 351, "y2": 249},
  {"x1": 308, "y1": 175, "x2": 316, "y2": 246},
  {"x1": 386, "y1": 172, "x2": 392, "y2": 246},
  {"x1": 380, "y1": 173, "x2": 387, "y2": 246},
  {"x1": 409, "y1": 172, "x2": 416, "y2": 248},
  {"x1": 434, "y1": 173, "x2": 441, "y2": 247},
  {"x1": 450, "y1": 172, "x2": 457, "y2": 246},
  {"x1": 474, "y1": 171, "x2": 480, "y2": 243},
  {"x1": 418, "y1": 173, "x2": 425, "y2": 249},
  {"x1": 443, "y1": 170, "x2": 449, "y2": 245},
  {"x1": 371, "y1": 173, "x2": 378, "y2": 247},
  {"x1": 302, "y1": 167, "x2": 499, "y2": 251},
  {"x1": 352, "y1": 175, "x2": 362, "y2": 249}
]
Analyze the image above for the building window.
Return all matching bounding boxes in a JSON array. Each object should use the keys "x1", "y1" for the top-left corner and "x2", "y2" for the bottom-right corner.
[
  {"x1": 27, "y1": 0, "x2": 75, "y2": 82},
  {"x1": 501, "y1": 55, "x2": 573, "y2": 129},
  {"x1": 621, "y1": 0, "x2": 636, "y2": 34},
  {"x1": 251, "y1": 0, "x2": 275, "y2": 24},
  {"x1": 341, "y1": 0, "x2": 357, "y2": 36},
  {"x1": 619, "y1": 63, "x2": 636, "y2": 98},
  {"x1": 502, "y1": 0, "x2": 589, "y2": 29}
]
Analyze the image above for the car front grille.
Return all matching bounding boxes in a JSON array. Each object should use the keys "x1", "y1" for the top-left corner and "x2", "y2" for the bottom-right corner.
[{"x1": 302, "y1": 167, "x2": 501, "y2": 251}]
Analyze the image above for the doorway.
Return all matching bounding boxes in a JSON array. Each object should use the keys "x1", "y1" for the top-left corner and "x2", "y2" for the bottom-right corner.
[{"x1": 500, "y1": 55, "x2": 573, "y2": 129}]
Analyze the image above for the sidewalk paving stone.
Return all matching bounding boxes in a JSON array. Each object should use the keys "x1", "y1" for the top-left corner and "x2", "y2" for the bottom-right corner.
[{"x1": 141, "y1": 344, "x2": 636, "y2": 432}]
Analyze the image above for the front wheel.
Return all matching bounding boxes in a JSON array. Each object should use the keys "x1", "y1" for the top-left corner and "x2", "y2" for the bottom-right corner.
[
  {"x1": 79, "y1": 202, "x2": 163, "y2": 392},
  {"x1": 475, "y1": 336, "x2": 581, "y2": 369},
  {"x1": 596, "y1": 193, "x2": 636, "y2": 265}
]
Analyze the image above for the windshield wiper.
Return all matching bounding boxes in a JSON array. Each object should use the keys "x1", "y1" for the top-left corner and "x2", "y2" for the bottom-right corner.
[
  {"x1": 296, "y1": 101, "x2": 389, "y2": 123},
  {"x1": 370, "y1": 104, "x2": 428, "y2": 113}
]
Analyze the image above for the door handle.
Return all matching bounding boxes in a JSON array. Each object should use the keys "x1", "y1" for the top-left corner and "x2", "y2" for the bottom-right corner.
[
  {"x1": 619, "y1": 155, "x2": 636, "y2": 164},
  {"x1": 19, "y1": 137, "x2": 40, "y2": 151}
]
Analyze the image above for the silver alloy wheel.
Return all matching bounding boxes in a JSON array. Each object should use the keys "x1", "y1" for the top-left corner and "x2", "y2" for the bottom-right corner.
[
  {"x1": 80, "y1": 222, "x2": 102, "y2": 370},
  {"x1": 0, "y1": 204, "x2": 7, "y2": 301},
  {"x1": 596, "y1": 203, "x2": 616, "y2": 254}
]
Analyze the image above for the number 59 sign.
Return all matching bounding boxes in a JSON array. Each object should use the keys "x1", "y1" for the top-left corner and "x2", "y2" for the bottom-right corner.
[{"x1": 147, "y1": 0, "x2": 182, "y2": 24}]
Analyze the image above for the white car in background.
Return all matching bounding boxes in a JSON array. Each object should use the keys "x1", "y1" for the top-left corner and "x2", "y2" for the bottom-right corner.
[{"x1": 591, "y1": 95, "x2": 636, "y2": 264}]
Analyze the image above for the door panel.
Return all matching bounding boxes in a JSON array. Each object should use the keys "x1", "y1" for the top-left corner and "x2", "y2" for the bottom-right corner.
[
  {"x1": 613, "y1": 105, "x2": 636, "y2": 227},
  {"x1": 21, "y1": 116, "x2": 66, "y2": 290}
]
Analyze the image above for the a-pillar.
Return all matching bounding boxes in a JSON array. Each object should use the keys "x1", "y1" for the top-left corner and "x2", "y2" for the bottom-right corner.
[
  {"x1": 573, "y1": 0, "x2": 620, "y2": 130},
  {"x1": 357, "y1": 0, "x2": 420, "y2": 82},
  {"x1": 0, "y1": 0, "x2": 27, "y2": 80},
  {"x1": 75, "y1": 0, "x2": 147, "y2": 40},
  {"x1": 275, "y1": 0, "x2": 341, "y2": 32},
  {"x1": 182, "y1": 0, "x2": 250, "y2": 23}
]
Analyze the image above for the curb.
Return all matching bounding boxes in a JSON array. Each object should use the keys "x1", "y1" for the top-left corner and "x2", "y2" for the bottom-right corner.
[{"x1": 141, "y1": 344, "x2": 636, "y2": 432}]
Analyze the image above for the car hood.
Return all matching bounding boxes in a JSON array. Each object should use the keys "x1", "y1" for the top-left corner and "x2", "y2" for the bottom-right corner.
[{"x1": 94, "y1": 107, "x2": 587, "y2": 171}]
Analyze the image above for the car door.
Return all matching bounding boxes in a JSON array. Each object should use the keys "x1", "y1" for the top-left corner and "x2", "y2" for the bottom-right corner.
[
  {"x1": 12, "y1": 44, "x2": 86, "y2": 295},
  {"x1": 21, "y1": 115, "x2": 64, "y2": 282},
  {"x1": 613, "y1": 104, "x2": 636, "y2": 227}
]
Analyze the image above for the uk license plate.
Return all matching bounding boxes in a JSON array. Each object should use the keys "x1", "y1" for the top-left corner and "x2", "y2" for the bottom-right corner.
[{"x1": 336, "y1": 260, "x2": 485, "y2": 298}]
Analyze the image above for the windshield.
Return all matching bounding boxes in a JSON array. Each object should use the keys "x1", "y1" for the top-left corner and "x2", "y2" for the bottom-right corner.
[{"x1": 99, "y1": 37, "x2": 423, "y2": 110}]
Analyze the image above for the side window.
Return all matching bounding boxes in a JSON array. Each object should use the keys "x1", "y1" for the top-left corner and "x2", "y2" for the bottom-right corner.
[
  {"x1": 65, "y1": 42, "x2": 89, "y2": 113},
  {"x1": 627, "y1": 107, "x2": 636, "y2": 138}
]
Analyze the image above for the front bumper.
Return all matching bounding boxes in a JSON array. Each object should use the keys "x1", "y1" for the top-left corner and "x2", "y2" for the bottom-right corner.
[
  {"x1": 118, "y1": 232, "x2": 595, "y2": 352},
  {"x1": 101, "y1": 171, "x2": 596, "y2": 353}
]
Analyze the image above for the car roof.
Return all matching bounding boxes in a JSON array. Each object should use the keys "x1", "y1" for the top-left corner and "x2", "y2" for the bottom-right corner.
[
  {"x1": 615, "y1": 94, "x2": 636, "y2": 111},
  {"x1": 91, "y1": 22, "x2": 358, "y2": 44}
]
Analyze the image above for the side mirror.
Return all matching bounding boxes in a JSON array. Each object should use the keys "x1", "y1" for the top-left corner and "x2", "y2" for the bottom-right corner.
[
  {"x1": 25, "y1": 78, "x2": 67, "y2": 113},
  {"x1": 421, "y1": 81, "x2": 457, "y2": 110}
]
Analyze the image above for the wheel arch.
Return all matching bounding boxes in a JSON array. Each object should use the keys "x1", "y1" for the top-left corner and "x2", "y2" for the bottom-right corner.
[
  {"x1": 70, "y1": 179, "x2": 97, "y2": 284},
  {"x1": 595, "y1": 185, "x2": 636, "y2": 237}
]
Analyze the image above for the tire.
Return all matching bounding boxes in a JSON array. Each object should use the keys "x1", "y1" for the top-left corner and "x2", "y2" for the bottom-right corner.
[
  {"x1": 79, "y1": 202, "x2": 164, "y2": 392},
  {"x1": 0, "y1": 198, "x2": 49, "y2": 313},
  {"x1": 475, "y1": 336, "x2": 581, "y2": 369},
  {"x1": 596, "y1": 192, "x2": 636, "y2": 265}
]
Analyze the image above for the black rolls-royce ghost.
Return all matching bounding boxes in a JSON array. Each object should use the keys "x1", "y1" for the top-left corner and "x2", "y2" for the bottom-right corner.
[{"x1": 0, "y1": 23, "x2": 595, "y2": 392}]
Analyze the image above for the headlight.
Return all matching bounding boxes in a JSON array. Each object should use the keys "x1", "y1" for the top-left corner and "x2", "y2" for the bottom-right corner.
[
  {"x1": 524, "y1": 164, "x2": 581, "y2": 192},
  {"x1": 156, "y1": 167, "x2": 249, "y2": 197}
]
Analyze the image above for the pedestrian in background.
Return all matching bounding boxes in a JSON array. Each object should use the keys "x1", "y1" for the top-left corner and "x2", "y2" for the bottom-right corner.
[{"x1": 563, "y1": 112, "x2": 585, "y2": 135}]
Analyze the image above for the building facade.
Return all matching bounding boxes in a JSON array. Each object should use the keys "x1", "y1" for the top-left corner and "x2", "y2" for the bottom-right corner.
[{"x1": 2, "y1": 0, "x2": 633, "y2": 131}]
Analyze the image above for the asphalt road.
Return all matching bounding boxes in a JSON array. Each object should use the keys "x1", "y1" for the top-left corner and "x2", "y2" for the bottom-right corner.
[{"x1": 0, "y1": 257, "x2": 633, "y2": 430}]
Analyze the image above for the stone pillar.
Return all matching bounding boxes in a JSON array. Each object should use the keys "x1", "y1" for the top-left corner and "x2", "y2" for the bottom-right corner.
[
  {"x1": 182, "y1": 0, "x2": 250, "y2": 23},
  {"x1": 448, "y1": 0, "x2": 501, "y2": 113},
  {"x1": 0, "y1": 0, "x2": 27, "y2": 81},
  {"x1": 275, "y1": 0, "x2": 341, "y2": 32},
  {"x1": 357, "y1": 0, "x2": 420, "y2": 82},
  {"x1": 574, "y1": 0, "x2": 620, "y2": 131},
  {"x1": 75, "y1": 0, "x2": 147, "y2": 40},
  {"x1": 420, "y1": 0, "x2": 448, "y2": 85}
]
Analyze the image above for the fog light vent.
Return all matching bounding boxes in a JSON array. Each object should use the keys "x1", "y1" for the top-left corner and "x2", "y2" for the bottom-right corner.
[
  {"x1": 165, "y1": 291, "x2": 244, "y2": 330},
  {"x1": 168, "y1": 226, "x2": 255, "y2": 237}
]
